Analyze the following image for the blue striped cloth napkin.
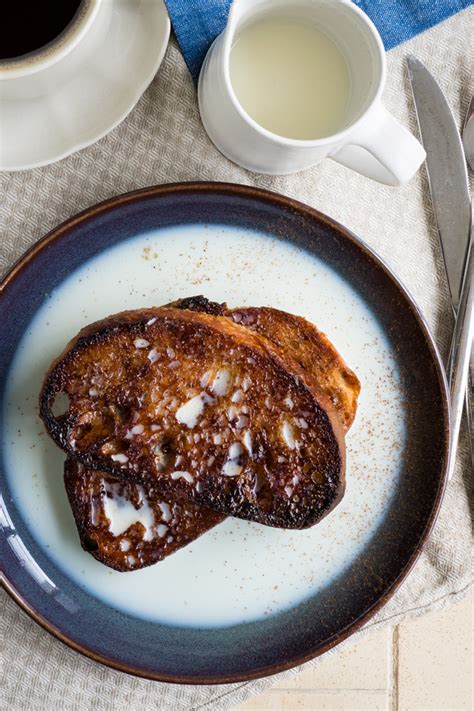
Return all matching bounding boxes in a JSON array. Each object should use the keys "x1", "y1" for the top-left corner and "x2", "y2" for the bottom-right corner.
[{"x1": 163, "y1": 0, "x2": 471, "y2": 83}]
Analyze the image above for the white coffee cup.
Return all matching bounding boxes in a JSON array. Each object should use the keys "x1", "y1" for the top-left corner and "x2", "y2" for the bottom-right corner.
[
  {"x1": 198, "y1": 0, "x2": 426, "y2": 185},
  {"x1": 0, "y1": 0, "x2": 103, "y2": 99}
]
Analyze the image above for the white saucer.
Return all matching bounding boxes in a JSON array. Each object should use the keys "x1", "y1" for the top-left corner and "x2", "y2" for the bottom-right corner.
[{"x1": 0, "y1": 0, "x2": 170, "y2": 171}]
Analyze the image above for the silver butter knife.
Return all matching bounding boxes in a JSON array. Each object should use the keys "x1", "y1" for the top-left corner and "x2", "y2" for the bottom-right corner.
[
  {"x1": 407, "y1": 56, "x2": 473, "y2": 477},
  {"x1": 407, "y1": 56, "x2": 471, "y2": 306}
]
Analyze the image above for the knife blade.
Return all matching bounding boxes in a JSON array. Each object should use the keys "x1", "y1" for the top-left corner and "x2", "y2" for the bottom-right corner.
[{"x1": 407, "y1": 56, "x2": 471, "y2": 309}]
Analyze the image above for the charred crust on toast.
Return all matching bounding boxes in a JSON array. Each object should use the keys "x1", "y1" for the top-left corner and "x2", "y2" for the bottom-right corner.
[
  {"x1": 173, "y1": 297, "x2": 360, "y2": 431},
  {"x1": 64, "y1": 459, "x2": 224, "y2": 572},
  {"x1": 170, "y1": 295, "x2": 227, "y2": 316},
  {"x1": 41, "y1": 307, "x2": 346, "y2": 529}
]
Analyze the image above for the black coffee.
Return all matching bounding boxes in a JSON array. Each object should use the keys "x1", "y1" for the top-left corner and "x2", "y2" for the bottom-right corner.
[{"x1": 1, "y1": 0, "x2": 83, "y2": 60}]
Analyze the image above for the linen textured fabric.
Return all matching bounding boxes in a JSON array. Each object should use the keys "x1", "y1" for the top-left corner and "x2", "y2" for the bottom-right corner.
[
  {"x1": 1, "y1": 7, "x2": 473, "y2": 711},
  {"x1": 163, "y1": 0, "x2": 473, "y2": 82}
]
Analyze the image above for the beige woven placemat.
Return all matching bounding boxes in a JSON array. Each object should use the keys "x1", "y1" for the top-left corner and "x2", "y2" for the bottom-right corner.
[{"x1": 1, "y1": 8, "x2": 472, "y2": 710}]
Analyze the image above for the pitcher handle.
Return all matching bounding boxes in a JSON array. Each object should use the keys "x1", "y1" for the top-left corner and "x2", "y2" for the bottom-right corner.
[{"x1": 331, "y1": 105, "x2": 426, "y2": 186}]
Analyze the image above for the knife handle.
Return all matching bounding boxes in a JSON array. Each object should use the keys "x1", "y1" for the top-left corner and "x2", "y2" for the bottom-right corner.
[
  {"x1": 467, "y1": 355, "x2": 474, "y2": 464},
  {"x1": 447, "y1": 239, "x2": 474, "y2": 480}
]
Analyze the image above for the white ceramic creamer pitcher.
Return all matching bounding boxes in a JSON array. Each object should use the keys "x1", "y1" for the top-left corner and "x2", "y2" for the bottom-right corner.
[{"x1": 198, "y1": 0, "x2": 425, "y2": 185}]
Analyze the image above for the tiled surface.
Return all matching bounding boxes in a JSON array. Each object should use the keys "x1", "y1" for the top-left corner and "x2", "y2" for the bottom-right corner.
[
  {"x1": 237, "y1": 595, "x2": 473, "y2": 711},
  {"x1": 278, "y1": 627, "x2": 390, "y2": 692},
  {"x1": 397, "y1": 597, "x2": 473, "y2": 711}
]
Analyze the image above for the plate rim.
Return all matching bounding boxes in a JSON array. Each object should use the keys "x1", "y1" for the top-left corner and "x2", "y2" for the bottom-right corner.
[{"x1": 0, "y1": 181, "x2": 450, "y2": 684}]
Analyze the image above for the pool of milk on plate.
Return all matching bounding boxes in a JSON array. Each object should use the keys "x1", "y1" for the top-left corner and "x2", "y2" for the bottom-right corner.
[{"x1": 2, "y1": 223, "x2": 405, "y2": 628}]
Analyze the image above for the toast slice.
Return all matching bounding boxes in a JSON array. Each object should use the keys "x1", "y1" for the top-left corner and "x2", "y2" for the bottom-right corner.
[
  {"x1": 63, "y1": 299, "x2": 359, "y2": 570},
  {"x1": 41, "y1": 306, "x2": 345, "y2": 528},
  {"x1": 64, "y1": 459, "x2": 224, "y2": 572}
]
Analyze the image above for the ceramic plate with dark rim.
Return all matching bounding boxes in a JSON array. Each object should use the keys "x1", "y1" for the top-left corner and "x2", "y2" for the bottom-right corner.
[{"x1": 0, "y1": 183, "x2": 449, "y2": 683}]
